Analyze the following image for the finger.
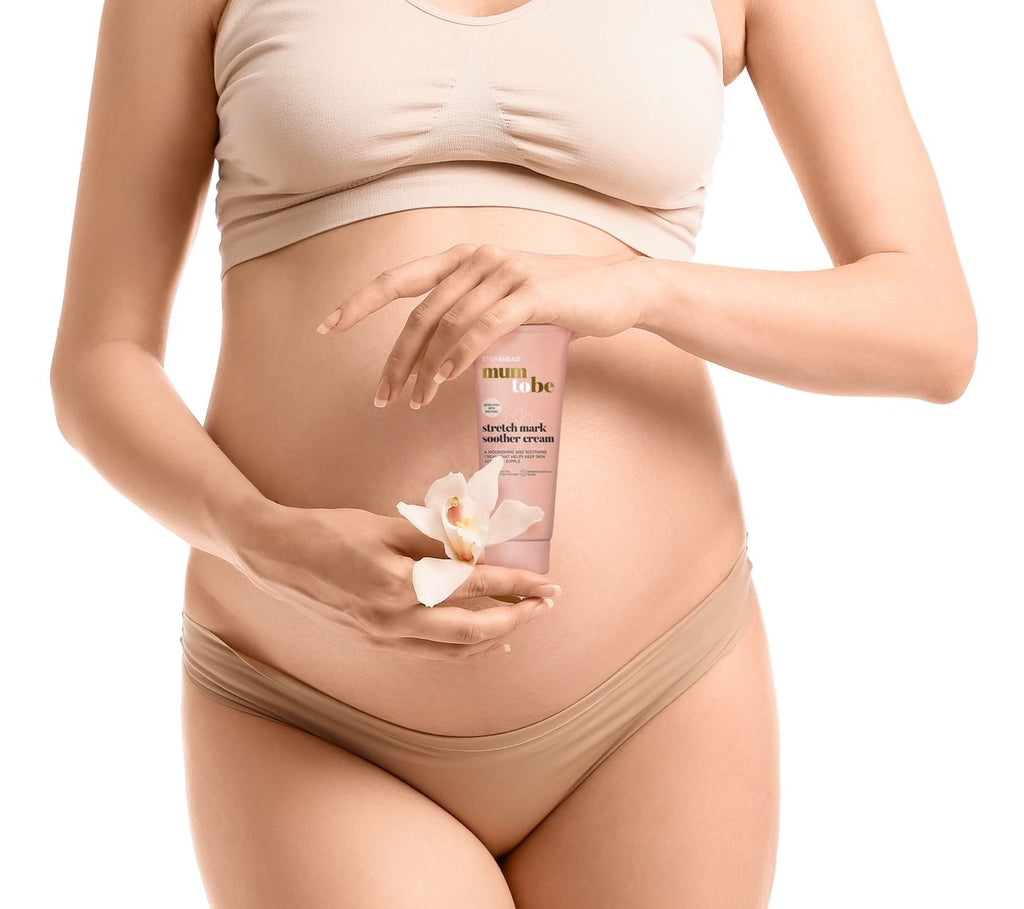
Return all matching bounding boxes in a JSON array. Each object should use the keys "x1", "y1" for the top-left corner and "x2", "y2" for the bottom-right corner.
[
  {"x1": 316, "y1": 244, "x2": 475, "y2": 334},
  {"x1": 381, "y1": 635, "x2": 515, "y2": 662},
  {"x1": 419, "y1": 288, "x2": 543, "y2": 407},
  {"x1": 408, "y1": 278, "x2": 521, "y2": 409},
  {"x1": 447, "y1": 563, "x2": 557, "y2": 603},
  {"x1": 400, "y1": 595, "x2": 555, "y2": 648},
  {"x1": 463, "y1": 642, "x2": 515, "y2": 660},
  {"x1": 377, "y1": 271, "x2": 504, "y2": 409},
  {"x1": 388, "y1": 550, "x2": 560, "y2": 606}
]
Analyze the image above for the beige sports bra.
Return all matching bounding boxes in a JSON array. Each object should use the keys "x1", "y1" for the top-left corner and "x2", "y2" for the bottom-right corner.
[{"x1": 212, "y1": 0, "x2": 725, "y2": 277}]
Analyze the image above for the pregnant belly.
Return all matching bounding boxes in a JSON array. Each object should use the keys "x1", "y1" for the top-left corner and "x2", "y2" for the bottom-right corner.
[{"x1": 183, "y1": 207, "x2": 747, "y2": 734}]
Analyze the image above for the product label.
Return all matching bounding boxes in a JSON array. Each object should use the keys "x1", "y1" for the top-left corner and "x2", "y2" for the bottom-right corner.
[
  {"x1": 480, "y1": 367, "x2": 556, "y2": 394},
  {"x1": 478, "y1": 356, "x2": 561, "y2": 471},
  {"x1": 481, "y1": 421, "x2": 556, "y2": 445},
  {"x1": 480, "y1": 420, "x2": 556, "y2": 476}
]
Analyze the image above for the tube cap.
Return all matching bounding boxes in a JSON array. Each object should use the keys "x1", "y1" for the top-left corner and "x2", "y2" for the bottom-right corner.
[{"x1": 484, "y1": 540, "x2": 551, "y2": 574}]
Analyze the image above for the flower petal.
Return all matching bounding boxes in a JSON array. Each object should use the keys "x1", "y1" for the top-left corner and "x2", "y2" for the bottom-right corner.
[
  {"x1": 412, "y1": 557, "x2": 476, "y2": 608},
  {"x1": 446, "y1": 526, "x2": 483, "y2": 561},
  {"x1": 487, "y1": 499, "x2": 545, "y2": 545},
  {"x1": 396, "y1": 502, "x2": 447, "y2": 543},
  {"x1": 467, "y1": 456, "x2": 503, "y2": 519},
  {"x1": 425, "y1": 472, "x2": 467, "y2": 514},
  {"x1": 440, "y1": 504, "x2": 487, "y2": 561}
]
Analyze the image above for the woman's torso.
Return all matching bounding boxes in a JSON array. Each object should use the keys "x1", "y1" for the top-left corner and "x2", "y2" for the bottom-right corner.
[{"x1": 183, "y1": 0, "x2": 750, "y2": 736}]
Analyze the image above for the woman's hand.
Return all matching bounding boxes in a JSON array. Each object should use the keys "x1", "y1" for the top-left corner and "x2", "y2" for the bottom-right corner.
[
  {"x1": 228, "y1": 499, "x2": 560, "y2": 661},
  {"x1": 315, "y1": 243, "x2": 649, "y2": 409}
]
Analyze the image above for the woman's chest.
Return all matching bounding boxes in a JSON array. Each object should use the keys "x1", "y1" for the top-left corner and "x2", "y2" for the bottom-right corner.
[{"x1": 214, "y1": 0, "x2": 725, "y2": 209}]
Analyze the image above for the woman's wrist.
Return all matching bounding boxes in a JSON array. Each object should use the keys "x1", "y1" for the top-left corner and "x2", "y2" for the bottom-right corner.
[
  {"x1": 632, "y1": 256, "x2": 696, "y2": 347},
  {"x1": 214, "y1": 487, "x2": 287, "y2": 573}
]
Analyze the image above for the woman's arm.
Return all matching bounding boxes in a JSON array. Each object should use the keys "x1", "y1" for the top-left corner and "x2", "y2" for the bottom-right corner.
[
  {"x1": 51, "y1": 0, "x2": 556, "y2": 654},
  {"x1": 50, "y1": 0, "x2": 265, "y2": 565},
  {"x1": 640, "y1": 0, "x2": 976, "y2": 404},
  {"x1": 640, "y1": 253, "x2": 972, "y2": 404},
  {"x1": 329, "y1": 0, "x2": 976, "y2": 408}
]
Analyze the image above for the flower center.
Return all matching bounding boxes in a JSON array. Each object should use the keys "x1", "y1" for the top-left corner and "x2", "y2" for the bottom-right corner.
[{"x1": 446, "y1": 496, "x2": 470, "y2": 527}]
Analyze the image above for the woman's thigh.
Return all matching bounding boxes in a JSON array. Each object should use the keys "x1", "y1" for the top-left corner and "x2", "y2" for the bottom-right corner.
[
  {"x1": 180, "y1": 667, "x2": 515, "y2": 909},
  {"x1": 500, "y1": 591, "x2": 781, "y2": 909}
]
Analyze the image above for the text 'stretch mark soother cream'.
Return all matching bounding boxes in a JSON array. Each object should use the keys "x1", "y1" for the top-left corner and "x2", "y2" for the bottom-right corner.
[{"x1": 473, "y1": 324, "x2": 571, "y2": 573}]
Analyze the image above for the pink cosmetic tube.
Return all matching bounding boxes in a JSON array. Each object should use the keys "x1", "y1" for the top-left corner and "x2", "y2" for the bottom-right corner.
[{"x1": 474, "y1": 324, "x2": 572, "y2": 574}]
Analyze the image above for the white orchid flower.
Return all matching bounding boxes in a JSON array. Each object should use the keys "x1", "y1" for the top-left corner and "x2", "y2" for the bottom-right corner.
[{"x1": 397, "y1": 456, "x2": 544, "y2": 607}]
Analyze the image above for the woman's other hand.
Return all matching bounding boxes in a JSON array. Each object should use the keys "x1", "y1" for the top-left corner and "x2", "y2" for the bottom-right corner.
[
  {"x1": 227, "y1": 499, "x2": 560, "y2": 661},
  {"x1": 315, "y1": 244, "x2": 650, "y2": 409}
]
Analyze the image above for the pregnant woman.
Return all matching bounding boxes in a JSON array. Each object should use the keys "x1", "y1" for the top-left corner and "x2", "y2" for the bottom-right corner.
[{"x1": 51, "y1": 0, "x2": 976, "y2": 905}]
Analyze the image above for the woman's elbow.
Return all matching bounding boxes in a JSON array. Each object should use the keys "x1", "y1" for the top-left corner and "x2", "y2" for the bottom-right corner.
[
  {"x1": 50, "y1": 352, "x2": 77, "y2": 443},
  {"x1": 50, "y1": 339, "x2": 90, "y2": 445},
  {"x1": 921, "y1": 302, "x2": 978, "y2": 404}
]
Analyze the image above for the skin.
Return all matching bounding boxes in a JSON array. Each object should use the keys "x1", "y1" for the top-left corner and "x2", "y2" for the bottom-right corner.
[{"x1": 51, "y1": 0, "x2": 977, "y2": 905}]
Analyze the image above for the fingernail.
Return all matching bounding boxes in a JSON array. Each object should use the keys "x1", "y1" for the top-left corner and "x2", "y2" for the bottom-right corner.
[
  {"x1": 317, "y1": 310, "x2": 341, "y2": 333},
  {"x1": 532, "y1": 597, "x2": 555, "y2": 617},
  {"x1": 486, "y1": 643, "x2": 512, "y2": 657},
  {"x1": 433, "y1": 361, "x2": 455, "y2": 384},
  {"x1": 532, "y1": 584, "x2": 562, "y2": 598},
  {"x1": 373, "y1": 379, "x2": 390, "y2": 408},
  {"x1": 410, "y1": 389, "x2": 423, "y2": 410}
]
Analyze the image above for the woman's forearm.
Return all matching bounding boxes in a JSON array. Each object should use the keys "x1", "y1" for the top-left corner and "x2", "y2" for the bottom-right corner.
[
  {"x1": 51, "y1": 339, "x2": 271, "y2": 566},
  {"x1": 637, "y1": 251, "x2": 977, "y2": 403}
]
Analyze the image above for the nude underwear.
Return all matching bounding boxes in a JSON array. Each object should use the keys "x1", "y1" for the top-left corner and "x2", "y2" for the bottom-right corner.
[{"x1": 181, "y1": 534, "x2": 754, "y2": 857}]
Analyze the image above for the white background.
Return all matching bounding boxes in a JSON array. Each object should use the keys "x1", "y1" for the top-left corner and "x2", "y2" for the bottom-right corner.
[{"x1": 3, "y1": 0, "x2": 1021, "y2": 906}]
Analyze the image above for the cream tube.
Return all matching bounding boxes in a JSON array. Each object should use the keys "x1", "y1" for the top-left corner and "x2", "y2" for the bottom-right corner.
[{"x1": 474, "y1": 324, "x2": 571, "y2": 574}]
